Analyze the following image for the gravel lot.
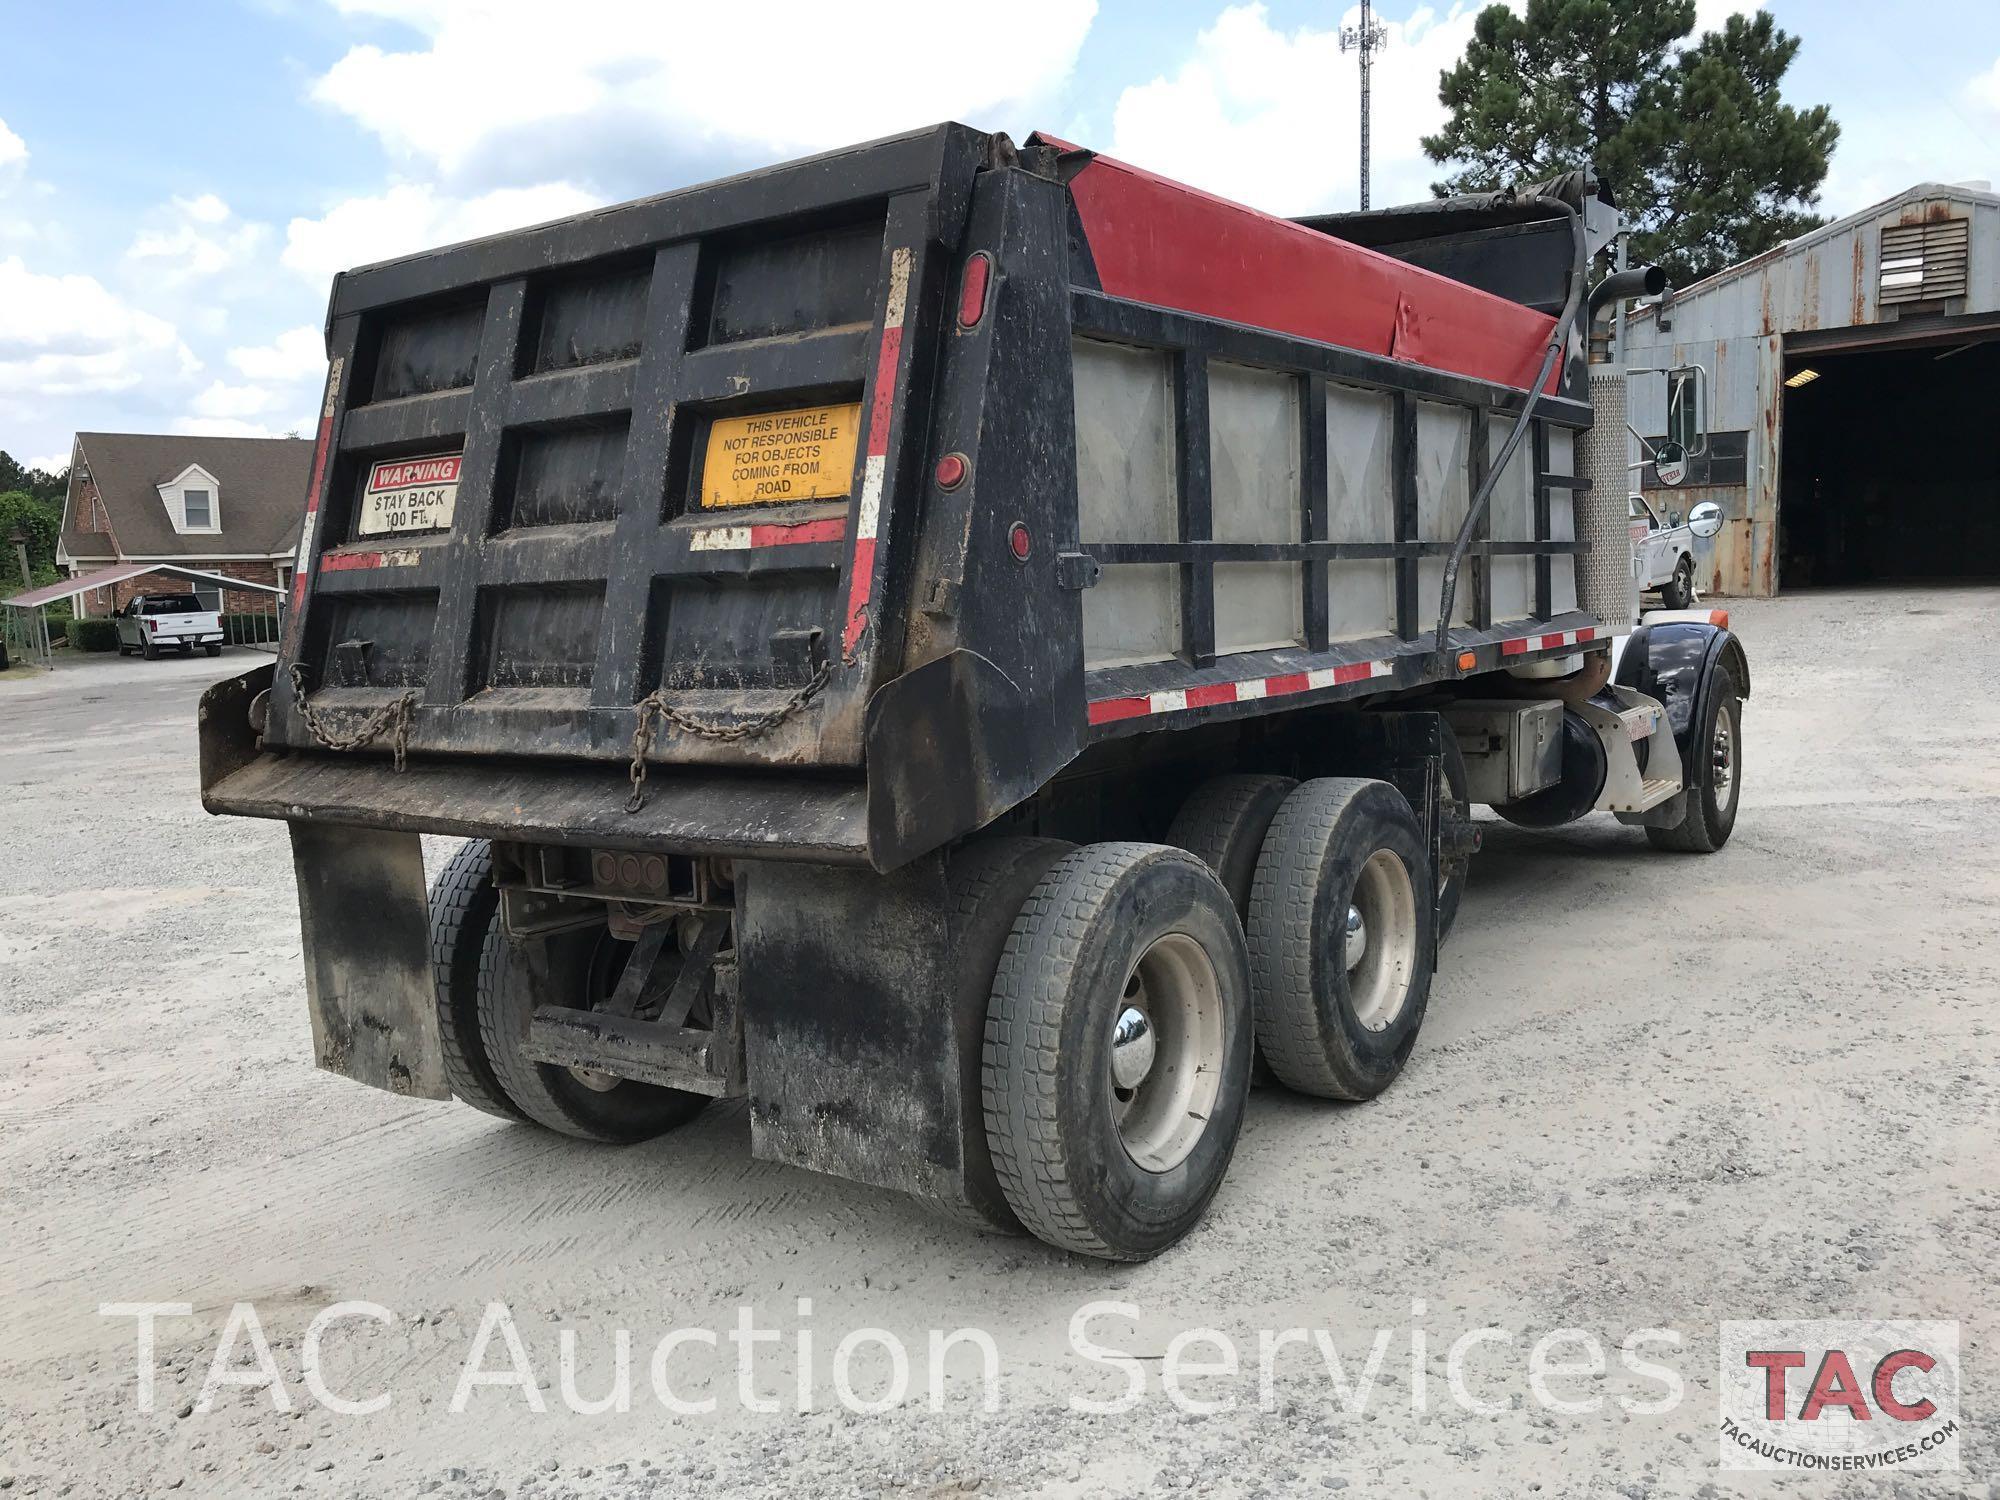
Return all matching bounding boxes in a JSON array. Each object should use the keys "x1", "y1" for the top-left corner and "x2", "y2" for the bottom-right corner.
[{"x1": 2, "y1": 588, "x2": 1994, "y2": 1499}]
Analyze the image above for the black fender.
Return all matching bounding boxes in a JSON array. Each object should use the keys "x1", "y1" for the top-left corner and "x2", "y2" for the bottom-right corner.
[{"x1": 1614, "y1": 620, "x2": 1750, "y2": 778}]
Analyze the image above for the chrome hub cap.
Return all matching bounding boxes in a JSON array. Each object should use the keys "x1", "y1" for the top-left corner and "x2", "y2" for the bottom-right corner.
[
  {"x1": 1109, "y1": 933, "x2": 1225, "y2": 1173},
  {"x1": 1345, "y1": 849, "x2": 1419, "y2": 1033},
  {"x1": 1110, "y1": 1006, "x2": 1157, "y2": 1089},
  {"x1": 1711, "y1": 712, "x2": 1735, "y2": 804}
]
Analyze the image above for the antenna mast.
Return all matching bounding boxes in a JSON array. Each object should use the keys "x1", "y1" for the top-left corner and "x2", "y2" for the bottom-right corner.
[{"x1": 1339, "y1": 0, "x2": 1389, "y2": 209}]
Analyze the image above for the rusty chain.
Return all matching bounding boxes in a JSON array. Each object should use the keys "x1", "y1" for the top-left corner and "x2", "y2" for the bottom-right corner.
[
  {"x1": 288, "y1": 663, "x2": 417, "y2": 772},
  {"x1": 625, "y1": 660, "x2": 832, "y2": 813}
]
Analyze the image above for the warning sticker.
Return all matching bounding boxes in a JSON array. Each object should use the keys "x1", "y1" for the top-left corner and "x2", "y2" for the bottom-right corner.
[
  {"x1": 700, "y1": 403, "x2": 861, "y2": 509},
  {"x1": 358, "y1": 453, "x2": 462, "y2": 536}
]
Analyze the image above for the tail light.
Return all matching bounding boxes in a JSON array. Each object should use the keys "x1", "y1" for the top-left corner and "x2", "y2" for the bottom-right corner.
[
  {"x1": 957, "y1": 251, "x2": 993, "y2": 329},
  {"x1": 145, "y1": 619, "x2": 156, "y2": 633}
]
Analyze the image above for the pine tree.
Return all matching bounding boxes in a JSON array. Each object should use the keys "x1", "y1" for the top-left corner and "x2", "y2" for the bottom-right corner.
[{"x1": 1422, "y1": 1, "x2": 1839, "y2": 286}]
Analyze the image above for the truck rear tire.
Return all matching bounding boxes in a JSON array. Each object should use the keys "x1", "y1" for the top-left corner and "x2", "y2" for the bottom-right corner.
[
  {"x1": 477, "y1": 922, "x2": 710, "y2": 1144},
  {"x1": 1164, "y1": 774, "x2": 1296, "y2": 918},
  {"x1": 1164, "y1": 773, "x2": 1295, "y2": 1086},
  {"x1": 141, "y1": 636, "x2": 157, "y2": 660},
  {"x1": 1248, "y1": 779, "x2": 1432, "y2": 1100},
  {"x1": 933, "y1": 834, "x2": 1076, "y2": 1234},
  {"x1": 427, "y1": 840, "x2": 523, "y2": 1121},
  {"x1": 982, "y1": 843, "x2": 1253, "y2": 1261},
  {"x1": 1647, "y1": 683, "x2": 1741, "y2": 853},
  {"x1": 205, "y1": 642, "x2": 222, "y2": 657}
]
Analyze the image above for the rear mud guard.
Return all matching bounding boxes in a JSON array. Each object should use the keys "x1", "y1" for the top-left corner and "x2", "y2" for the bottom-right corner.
[
  {"x1": 290, "y1": 821, "x2": 449, "y2": 1100},
  {"x1": 736, "y1": 855, "x2": 973, "y2": 1207}
]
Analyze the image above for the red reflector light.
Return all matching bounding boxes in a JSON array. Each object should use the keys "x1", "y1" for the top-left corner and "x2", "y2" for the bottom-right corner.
[
  {"x1": 934, "y1": 453, "x2": 967, "y2": 490},
  {"x1": 957, "y1": 251, "x2": 993, "y2": 329},
  {"x1": 1008, "y1": 521, "x2": 1032, "y2": 561}
]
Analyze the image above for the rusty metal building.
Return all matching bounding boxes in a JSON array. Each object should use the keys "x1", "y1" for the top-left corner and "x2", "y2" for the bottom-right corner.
[{"x1": 1623, "y1": 181, "x2": 2000, "y2": 596}]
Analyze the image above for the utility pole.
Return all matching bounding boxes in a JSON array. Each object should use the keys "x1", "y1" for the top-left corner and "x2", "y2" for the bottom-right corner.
[{"x1": 1340, "y1": 0, "x2": 1389, "y2": 209}]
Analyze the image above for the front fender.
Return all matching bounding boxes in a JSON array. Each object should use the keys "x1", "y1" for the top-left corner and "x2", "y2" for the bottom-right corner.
[{"x1": 1614, "y1": 620, "x2": 1750, "y2": 772}]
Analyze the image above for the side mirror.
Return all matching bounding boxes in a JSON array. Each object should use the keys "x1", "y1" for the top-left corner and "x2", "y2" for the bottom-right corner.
[{"x1": 1688, "y1": 501, "x2": 1724, "y2": 539}]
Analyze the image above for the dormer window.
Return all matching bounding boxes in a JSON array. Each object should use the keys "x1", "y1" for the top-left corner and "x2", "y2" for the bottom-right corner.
[{"x1": 159, "y1": 464, "x2": 222, "y2": 534}]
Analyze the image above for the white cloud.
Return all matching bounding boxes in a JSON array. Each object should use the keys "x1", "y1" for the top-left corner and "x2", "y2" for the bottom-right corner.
[
  {"x1": 228, "y1": 325, "x2": 326, "y2": 384},
  {"x1": 1689, "y1": 0, "x2": 1763, "y2": 38},
  {"x1": 124, "y1": 195, "x2": 270, "y2": 286},
  {"x1": 1110, "y1": 3, "x2": 1484, "y2": 216},
  {"x1": 169, "y1": 414, "x2": 310, "y2": 439},
  {"x1": 24, "y1": 452, "x2": 71, "y2": 475},
  {"x1": 0, "y1": 256, "x2": 199, "y2": 397},
  {"x1": 1967, "y1": 55, "x2": 2000, "y2": 116},
  {"x1": 281, "y1": 180, "x2": 605, "y2": 279},
  {"x1": 0, "y1": 115, "x2": 24, "y2": 173},
  {"x1": 191, "y1": 378, "x2": 282, "y2": 419},
  {"x1": 311, "y1": 0, "x2": 1096, "y2": 184}
]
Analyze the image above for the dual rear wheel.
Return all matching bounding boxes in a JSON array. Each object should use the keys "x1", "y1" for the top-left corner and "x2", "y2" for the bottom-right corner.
[{"x1": 427, "y1": 771, "x2": 1435, "y2": 1263}]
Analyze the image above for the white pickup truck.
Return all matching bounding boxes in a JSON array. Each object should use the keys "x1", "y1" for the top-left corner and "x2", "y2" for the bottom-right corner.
[
  {"x1": 1629, "y1": 494, "x2": 1723, "y2": 609},
  {"x1": 114, "y1": 592, "x2": 225, "y2": 659}
]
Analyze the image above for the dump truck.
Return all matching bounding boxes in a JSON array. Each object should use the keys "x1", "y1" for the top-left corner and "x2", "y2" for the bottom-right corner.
[{"x1": 199, "y1": 124, "x2": 1749, "y2": 1262}]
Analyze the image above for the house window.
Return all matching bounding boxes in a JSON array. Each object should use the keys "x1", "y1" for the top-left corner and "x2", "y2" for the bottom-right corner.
[{"x1": 184, "y1": 489, "x2": 213, "y2": 528}]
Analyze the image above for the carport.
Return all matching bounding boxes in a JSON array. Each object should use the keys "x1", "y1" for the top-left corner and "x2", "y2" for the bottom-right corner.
[{"x1": 1, "y1": 562, "x2": 286, "y2": 665}]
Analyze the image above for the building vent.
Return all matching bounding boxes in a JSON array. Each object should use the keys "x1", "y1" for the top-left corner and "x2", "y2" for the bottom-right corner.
[{"x1": 1879, "y1": 217, "x2": 1970, "y2": 305}]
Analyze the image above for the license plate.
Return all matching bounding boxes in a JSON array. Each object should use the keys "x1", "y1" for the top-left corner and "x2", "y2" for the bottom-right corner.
[
  {"x1": 358, "y1": 452, "x2": 463, "y2": 536},
  {"x1": 700, "y1": 403, "x2": 861, "y2": 509}
]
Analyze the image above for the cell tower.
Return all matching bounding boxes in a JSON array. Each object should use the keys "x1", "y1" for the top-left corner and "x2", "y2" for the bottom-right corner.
[{"x1": 1340, "y1": 0, "x2": 1389, "y2": 210}]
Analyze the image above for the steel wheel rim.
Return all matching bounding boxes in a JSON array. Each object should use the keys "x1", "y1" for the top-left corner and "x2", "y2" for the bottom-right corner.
[
  {"x1": 1712, "y1": 705, "x2": 1737, "y2": 809},
  {"x1": 1346, "y1": 849, "x2": 1418, "y2": 1032},
  {"x1": 1109, "y1": 932, "x2": 1225, "y2": 1173}
]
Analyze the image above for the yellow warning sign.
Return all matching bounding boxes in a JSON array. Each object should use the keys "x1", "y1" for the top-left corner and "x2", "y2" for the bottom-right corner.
[{"x1": 700, "y1": 402, "x2": 861, "y2": 509}]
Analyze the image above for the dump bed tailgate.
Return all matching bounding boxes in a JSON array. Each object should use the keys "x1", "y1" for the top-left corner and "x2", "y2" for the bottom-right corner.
[{"x1": 270, "y1": 124, "x2": 989, "y2": 773}]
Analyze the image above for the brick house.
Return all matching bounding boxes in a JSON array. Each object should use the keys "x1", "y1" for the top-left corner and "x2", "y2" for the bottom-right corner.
[{"x1": 56, "y1": 432, "x2": 312, "y2": 617}]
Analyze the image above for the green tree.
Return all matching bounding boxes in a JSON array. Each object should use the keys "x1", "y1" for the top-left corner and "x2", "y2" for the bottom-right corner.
[
  {"x1": 0, "y1": 449, "x2": 68, "y2": 509},
  {"x1": 1422, "y1": 1, "x2": 1839, "y2": 287},
  {"x1": 0, "y1": 489, "x2": 61, "y2": 575}
]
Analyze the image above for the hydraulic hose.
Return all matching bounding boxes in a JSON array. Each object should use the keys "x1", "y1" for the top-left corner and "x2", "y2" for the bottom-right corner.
[{"x1": 1429, "y1": 202, "x2": 1590, "y2": 670}]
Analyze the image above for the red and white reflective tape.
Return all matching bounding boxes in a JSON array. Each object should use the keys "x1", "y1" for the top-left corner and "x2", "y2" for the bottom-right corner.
[
  {"x1": 1500, "y1": 625, "x2": 1598, "y2": 657},
  {"x1": 1088, "y1": 658, "x2": 1393, "y2": 726},
  {"x1": 290, "y1": 355, "x2": 344, "y2": 615},
  {"x1": 687, "y1": 516, "x2": 846, "y2": 554},
  {"x1": 842, "y1": 246, "x2": 913, "y2": 661},
  {"x1": 320, "y1": 547, "x2": 421, "y2": 574}
]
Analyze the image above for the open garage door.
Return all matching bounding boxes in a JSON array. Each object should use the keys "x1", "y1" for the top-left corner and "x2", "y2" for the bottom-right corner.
[{"x1": 1780, "y1": 327, "x2": 2000, "y2": 587}]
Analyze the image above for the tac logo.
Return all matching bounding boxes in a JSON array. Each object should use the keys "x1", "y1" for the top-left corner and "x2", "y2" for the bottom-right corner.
[{"x1": 1718, "y1": 1320, "x2": 1960, "y2": 1472}]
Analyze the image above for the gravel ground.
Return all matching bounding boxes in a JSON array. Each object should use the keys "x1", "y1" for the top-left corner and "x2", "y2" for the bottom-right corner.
[{"x1": 1, "y1": 590, "x2": 1994, "y2": 1499}]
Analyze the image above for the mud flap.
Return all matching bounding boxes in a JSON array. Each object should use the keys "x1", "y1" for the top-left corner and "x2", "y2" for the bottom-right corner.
[
  {"x1": 736, "y1": 856, "x2": 967, "y2": 1202},
  {"x1": 289, "y1": 821, "x2": 449, "y2": 1099}
]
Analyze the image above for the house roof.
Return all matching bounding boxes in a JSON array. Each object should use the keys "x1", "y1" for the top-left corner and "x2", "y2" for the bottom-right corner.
[{"x1": 60, "y1": 432, "x2": 312, "y2": 561}]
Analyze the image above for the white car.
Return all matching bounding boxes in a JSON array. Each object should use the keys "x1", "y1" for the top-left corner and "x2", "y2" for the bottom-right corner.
[
  {"x1": 114, "y1": 592, "x2": 225, "y2": 659},
  {"x1": 1629, "y1": 493, "x2": 1698, "y2": 609}
]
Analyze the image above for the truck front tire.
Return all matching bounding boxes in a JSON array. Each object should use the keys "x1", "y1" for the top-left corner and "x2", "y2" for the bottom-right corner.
[
  {"x1": 1660, "y1": 555, "x2": 1695, "y2": 609},
  {"x1": 1248, "y1": 779, "x2": 1433, "y2": 1100},
  {"x1": 1647, "y1": 684, "x2": 1741, "y2": 853},
  {"x1": 982, "y1": 843, "x2": 1253, "y2": 1261}
]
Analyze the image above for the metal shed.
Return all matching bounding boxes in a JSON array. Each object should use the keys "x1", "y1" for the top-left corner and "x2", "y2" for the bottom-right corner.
[{"x1": 1623, "y1": 180, "x2": 2000, "y2": 596}]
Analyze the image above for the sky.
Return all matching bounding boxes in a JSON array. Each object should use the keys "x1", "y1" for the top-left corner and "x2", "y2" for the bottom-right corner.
[{"x1": 2, "y1": 0, "x2": 1997, "y2": 473}]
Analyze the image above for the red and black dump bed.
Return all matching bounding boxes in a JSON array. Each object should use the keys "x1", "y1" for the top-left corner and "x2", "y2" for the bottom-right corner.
[{"x1": 208, "y1": 122, "x2": 1598, "y2": 870}]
